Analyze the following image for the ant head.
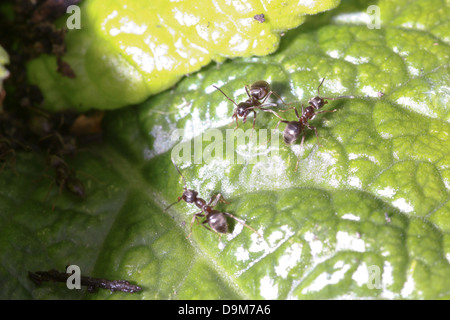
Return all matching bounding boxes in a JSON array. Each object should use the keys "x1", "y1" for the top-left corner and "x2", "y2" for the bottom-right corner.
[
  {"x1": 249, "y1": 80, "x2": 270, "y2": 100},
  {"x1": 308, "y1": 96, "x2": 327, "y2": 109},
  {"x1": 67, "y1": 177, "x2": 85, "y2": 198},
  {"x1": 308, "y1": 77, "x2": 327, "y2": 109},
  {"x1": 182, "y1": 189, "x2": 198, "y2": 203},
  {"x1": 207, "y1": 210, "x2": 228, "y2": 234},
  {"x1": 283, "y1": 122, "x2": 303, "y2": 145},
  {"x1": 236, "y1": 102, "x2": 251, "y2": 117}
]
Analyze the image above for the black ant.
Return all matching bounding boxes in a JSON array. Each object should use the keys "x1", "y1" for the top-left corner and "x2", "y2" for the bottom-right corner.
[
  {"x1": 44, "y1": 154, "x2": 85, "y2": 210},
  {"x1": 165, "y1": 158, "x2": 262, "y2": 239},
  {"x1": 276, "y1": 78, "x2": 354, "y2": 169},
  {"x1": 28, "y1": 113, "x2": 77, "y2": 157},
  {"x1": 0, "y1": 136, "x2": 17, "y2": 175},
  {"x1": 213, "y1": 80, "x2": 291, "y2": 131}
]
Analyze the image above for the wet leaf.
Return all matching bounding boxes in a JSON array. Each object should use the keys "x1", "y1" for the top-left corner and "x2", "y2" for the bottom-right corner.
[
  {"x1": 0, "y1": 45, "x2": 9, "y2": 95},
  {"x1": 2, "y1": 0, "x2": 449, "y2": 299},
  {"x1": 26, "y1": 0, "x2": 340, "y2": 111}
]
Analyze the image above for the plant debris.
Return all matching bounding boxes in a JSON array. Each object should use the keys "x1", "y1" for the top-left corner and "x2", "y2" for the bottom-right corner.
[{"x1": 29, "y1": 269, "x2": 142, "y2": 294}]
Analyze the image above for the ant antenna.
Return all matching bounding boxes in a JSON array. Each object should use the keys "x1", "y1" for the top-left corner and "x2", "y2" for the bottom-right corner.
[
  {"x1": 317, "y1": 77, "x2": 326, "y2": 96},
  {"x1": 164, "y1": 158, "x2": 189, "y2": 211},
  {"x1": 171, "y1": 158, "x2": 187, "y2": 191},
  {"x1": 224, "y1": 212, "x2": 262, "y2": 238},
  {"x1": 326, "y1": 94, "x2": 355, "y2": 100},
  {"x1": 212, "y1": 85, "x2": 239, "y2": 108},
  {"x1": 164, "y1": 199, "x2": 182, "y2": 212},
  {"x1": 317, "y1": 77, "x2": 355, "y2": 100}
]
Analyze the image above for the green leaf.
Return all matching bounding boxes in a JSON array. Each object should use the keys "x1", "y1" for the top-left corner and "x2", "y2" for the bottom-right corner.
[
  {"x1": 0, "y1": 45, "x2": 9, "y2": 94},
  {"x1": 26, "y1": 0, "x2": 340, "y2": 112},
  {"x1": 2, "y1": 0, "x2": 450, "y2": 299}
]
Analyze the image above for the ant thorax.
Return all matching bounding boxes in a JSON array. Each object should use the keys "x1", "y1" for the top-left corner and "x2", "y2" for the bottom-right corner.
[
  {"x1": 195, "y1": 197, "x2": 207, "y2": 209},
  {"x1": 302, "y1": 106, "x2": 317, "y2": 121}
]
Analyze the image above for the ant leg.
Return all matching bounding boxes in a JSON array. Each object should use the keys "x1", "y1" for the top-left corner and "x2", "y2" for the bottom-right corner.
[
  {"x1": 316, "y1": 109, "x2": 337, "y2": 114},
  {"x1": 187, "y1": 212, "x2": 205, "y2": 239},
  {"x1": 44, "y1": 179, "x2": 55, "y2": 203},
  {"x1": 207, "y1": 193, "x2": 222, "y2": 207},
  {"x1": 259, "y1": 91, "x2": 297, "y2": 117},
  {"x1": 200, "y1": 220, "x2": 215, "y2": 233},
  {"x1": 258, "y1": 107, "x2": 286, "y2": 121},
  {"x1": 242, "y1": 113, "x2": 248, "y2": 124},
  {"x1": 75, "y1": 169, "x2": 102, "y2": 187},
  {"x1": 276, "y1": 104, "x2": 296, "y2": 114},
  {"x1": 261, "y1": 91, "x2": 293, "y2": 108},
  {"x1": 222, "y1": 212, "x2": 262, "y2": 238},
  {"x1": 164, "y1": 196, "x2": 183, "y2": 211},
  {"x1": 275, "y1": 120, "x2": 289, "y2": 130},
  {"x1": 51, "y1": 180, "x2": 66, "y2": 211},
  {"x1": 231, "y1": 113, "x2": 239, "y2": 130},
  {"x1": 202, "y1": 219, "x2": 223, "y2": 241},
  {"x1": 295, "y1": 135, "x2": 306, "y2": 172},
  {"x1": 251, "y1": 110, "x2": 257, "y2": 135},
  {"x1": 307, "y1": 124, "x2": 322, "y2": 147},
  {"x1": 324, "y1": 95, "x2": 355, "y2": 101},
  {"x1": 292, "y1": 105, "x2": 302, "y2": 121},
  {"x1": 267, "y1": 119, "x2": 289, "y2": 147},
  {"x1": 208, "y1": 193, "x2": 229, "y2": 207},
  {"x1": 244, "y1": 85, "x2": 252, "y2": 99}
]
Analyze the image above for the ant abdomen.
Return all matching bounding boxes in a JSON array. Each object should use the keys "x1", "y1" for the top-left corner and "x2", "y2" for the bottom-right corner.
[
  {"x1": 207, "y1": 211, "x2": 228, "y2": 234},
  {"x1": 283, "y1": 122, "x2": 303, "y2": 145},
  {"x1": 249, "y1": 80, "x2": 270, "y2": 100}
]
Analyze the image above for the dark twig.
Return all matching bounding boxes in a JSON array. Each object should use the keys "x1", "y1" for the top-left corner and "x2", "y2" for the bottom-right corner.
[{"x1": 28, "y1": 269, "x2": 142, "y2": 294}]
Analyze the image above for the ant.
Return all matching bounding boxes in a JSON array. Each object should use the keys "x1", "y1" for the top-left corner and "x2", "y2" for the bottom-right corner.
[
  {"x1": 213, "y1": 80, "x2": 292, "y2": 131},
  {"x1": 28, "y1": 113, "x2": 77, "y2": 157},
  {"x1": 0, "y1": 136, "x2": 17, "y2": 175},
  {"x1": 44, "y1": 154, "x2": 85, "y2": 210},
  {"x1": 165, "y1": 158, "x2": 261, "y2": 239},
  {"x1": 276, "y1": 78, "x2": 354, "y2": 170}
]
